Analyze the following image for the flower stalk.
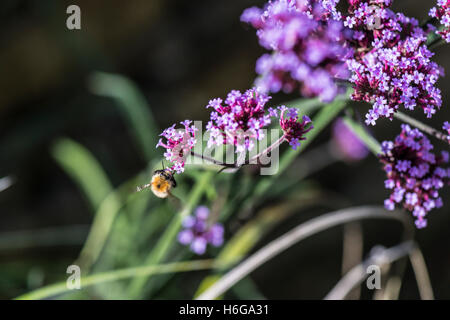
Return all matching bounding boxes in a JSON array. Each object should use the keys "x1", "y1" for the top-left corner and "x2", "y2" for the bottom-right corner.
[
  {"x1": 393, "y1": 112, "x2": 450, "y2": 145},
  {"x1": 190, "y1": 134, "x2": 287, "y2": 170}
]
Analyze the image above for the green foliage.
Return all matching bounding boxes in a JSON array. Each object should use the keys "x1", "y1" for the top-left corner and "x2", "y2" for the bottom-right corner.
[
  {"x1": 15, "y1": 73, "x2": 354, "y2": 300},
  {"x1": 342, "y1": 116, "x2": 382, "y2": 155},
  {"x1": 52, "y1": 138, "x2": 114, "y2": 212},
  {"x1": 16, "y1": 259, "x2": 220, "y2": 300},
  {"x1": 88, "y1": 71, "x2": 159, "y2": 162}
]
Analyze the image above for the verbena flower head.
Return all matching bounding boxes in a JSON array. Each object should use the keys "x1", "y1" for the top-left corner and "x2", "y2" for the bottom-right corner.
[
  {"x1": 205, "y1": 88, "x2": 274, "y2": 153},
  {"x1": 156, "y1": 120, "x2": 197, "y2": 174},
  {"x1": 379, "y1": 124, "x2": 449, "y2": 228},
  {"x1": 345, "y1": 0, "x2": 444, "y2": 125},
  {"x1": 177, "y1": 206, "x2": 224, "y2": 255},
  {"x1": 278, "y1": 106, "x2": 313, "y2": 150},
  {"x1": 429, "y1": 0, "x2": 450, "y2": 43},
  {"x1": 332, "y1": 118, "x2": 369, "y2": 161},
  {"x1": 241, "y1": 0, "x2": 352, "y2": 102}
]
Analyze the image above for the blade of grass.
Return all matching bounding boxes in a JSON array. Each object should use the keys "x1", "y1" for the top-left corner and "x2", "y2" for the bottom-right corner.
[
  {"x1": 252, "y1": 97, "x2": 348, "y2": 198},
  {"x1": 76, "y1": 171, "x2": 151, "y2": 271},
  {"x1": 76, "y1": 191, "x2": 122, "y2": 270},
  {"x1": 284, "y1": 89, "x2": 350, "y2": 116},
  {"x1": 284, "y1": 97, "x2": 322, "y2": 114},
  {"x1": 52, "y1": 138, "x2": 113, "y2": 211},
  {"x1": 88, "y1": 72, "x2": 158, "y2": 162},
  {"x1": 15, "y1": 259, "x2": 220, "y2": 300},
  {"x1": 279, "y1": 97, "x2": 348, "y2": 173},
  {"x1": 127, "y1": 171, "x2": 215, "y2": 298},
  {"x1": 342, "y1": 116, "x2": 381, "y2": 155},
  {"x1": 53, "y1": 138, "x2": 154, "y2": 271},
  {"x1": 231, "y1": 277, "x2": 266, "y2": 300}
]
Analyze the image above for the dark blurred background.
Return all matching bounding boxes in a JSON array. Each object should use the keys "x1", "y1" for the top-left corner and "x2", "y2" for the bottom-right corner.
[{"x1": 0, "y1": 0, "x2": 449, "y2": 299}]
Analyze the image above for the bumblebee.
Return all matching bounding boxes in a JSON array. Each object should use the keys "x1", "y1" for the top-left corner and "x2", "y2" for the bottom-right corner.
[
  {"x1": 151, "y1": 169, "x2": 176, "y2": 198},
  {"x1": 137, "y1": 169, "x2": 176, "y2": 198}
]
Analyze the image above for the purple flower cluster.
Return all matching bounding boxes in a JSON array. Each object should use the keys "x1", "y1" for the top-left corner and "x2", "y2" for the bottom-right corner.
[
  {"x1": 344, "y1": 0, "x2": 444, "y2": 125},
  {"x1": 332, "y1": 118, "x2": 369, "y2": 161},
  {"x1": 278, "y1": 106, "x2": 314, "y2": 150},
  {"x1": 205, "y1": 88, "x2": 274, "y2": 153},
  {"x1": 429, "y1": 0, "x2": 450, "y2": 43},
  {"x1": 241, "y1": 0, "x2": 352, "y2": 102},
  {"x1": 178, "y1": 206, "x2": 224, "y2": 255},
  {"x1": 380, "y1": 124, "x2": 449, "y2": 228},
  {"x1": 156, "y1": 120, "x2": 197, "y2": 174}
]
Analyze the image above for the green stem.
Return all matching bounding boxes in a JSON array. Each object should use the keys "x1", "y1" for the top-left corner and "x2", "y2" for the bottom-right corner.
[
  {"x1": 279, "y1": 97, "x2": 348, "y2": 172},
  {"x1": 191, "y1": 135, "x2": 287, "y2": 169},
  {"x1": 428, "y1": 37, "x2": 445, "y2": 50},
  {"x1": 249, "y1": 135, "x2": 286, "y2": 164},
  {"x1": 393, "y1": 112, "x2": 449, "y2": 145}
]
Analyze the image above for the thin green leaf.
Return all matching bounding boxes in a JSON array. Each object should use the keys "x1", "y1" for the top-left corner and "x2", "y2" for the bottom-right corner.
[
  {"x1": 15, "y1": 259, "x2": 219, "y2": 300},
  {"x1": 253, "y1": 97, "x2": 348, "y2": 197},
  {"x1": 76, "y1": 171, "x2": 150, "y2": 271},
  {"x1": 231, "y1": 277, "x2": 266, "y2": 300},
  {"x1": 0, "y1": 225, "x2": 89, "y2": 251},
  {"x1": 127, "y1": 171, "x2": 215, "y2": 298},
  {"x1": 279, "y1": 97, "x2": 348, "y2": 173},
  {"x1": 284, "y1": 90, "x2": 350, "y2": 116},
  {"x1": 52, "y1": 138, "x2": 113, "y2": 211},
  {"x1": 76, "y1": 191, "x2": 122, "y2": 270},
  {"x1": 342, "y1": 116, "x2": 381, "y2": 155},
  {"x1": 52, "y1": 138, "x2": 143, "y2": 272}
]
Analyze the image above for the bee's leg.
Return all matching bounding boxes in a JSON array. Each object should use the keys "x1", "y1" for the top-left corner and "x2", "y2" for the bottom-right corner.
[
  {"x1": 136, "y1": 183, "x2": 151, "y2": 192},
  {"x1": 217, "y1": 166, "x2": 228, "y2": 174}
]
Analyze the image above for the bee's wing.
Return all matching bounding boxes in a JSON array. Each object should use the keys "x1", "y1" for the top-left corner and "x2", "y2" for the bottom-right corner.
[{"x1": 168, "y1": 192, "x2": 182, "y2": 210}]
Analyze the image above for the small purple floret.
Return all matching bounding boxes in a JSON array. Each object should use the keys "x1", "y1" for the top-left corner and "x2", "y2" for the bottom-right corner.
[{"x1": 178, "y1": 206, "x2": 224, "y2": 255}]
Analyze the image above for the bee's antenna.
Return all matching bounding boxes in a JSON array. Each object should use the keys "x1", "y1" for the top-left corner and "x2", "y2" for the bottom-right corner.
[{"x1": 162, "y1": 160, "x2": 166, "y2": 170}]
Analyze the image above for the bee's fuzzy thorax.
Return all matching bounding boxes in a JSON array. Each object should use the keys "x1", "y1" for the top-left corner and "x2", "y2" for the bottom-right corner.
[{"x1": 150, "y1": 170, "x2": 176, "y2": 198}]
